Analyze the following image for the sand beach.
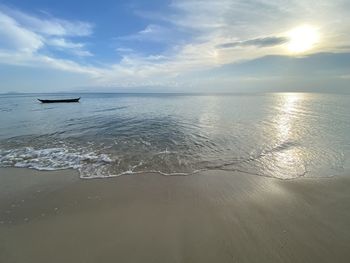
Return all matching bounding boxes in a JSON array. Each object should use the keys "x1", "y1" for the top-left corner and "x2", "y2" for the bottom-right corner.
[{"x1": 0, "y1": 168, "x2": 349, "y2": 263}]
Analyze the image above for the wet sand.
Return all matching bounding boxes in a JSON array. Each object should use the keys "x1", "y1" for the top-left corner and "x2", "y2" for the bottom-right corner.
[{"x1": 0, "y1": 168, "x2": 349, "y2": 263}]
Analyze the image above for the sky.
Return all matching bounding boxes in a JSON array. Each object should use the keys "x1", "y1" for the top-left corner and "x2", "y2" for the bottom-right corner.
[{"x1": 0, "y1": 0, "x2": 349, "y2": 93}]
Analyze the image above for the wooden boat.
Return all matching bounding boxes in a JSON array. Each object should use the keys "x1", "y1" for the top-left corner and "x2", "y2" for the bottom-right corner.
[{"x1": 38, "y1": 98, "x2": 80, "y2": 103}]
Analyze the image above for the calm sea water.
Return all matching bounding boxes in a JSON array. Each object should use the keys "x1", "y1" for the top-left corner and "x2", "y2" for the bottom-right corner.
[{"x1": 0, "y1": 93, "x2": 349, "y2": 179}]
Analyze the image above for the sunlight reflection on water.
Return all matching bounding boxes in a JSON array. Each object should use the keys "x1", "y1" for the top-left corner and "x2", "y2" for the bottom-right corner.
[{"x1": 0, "y1": 93, "x2": 349, "y2": 179}]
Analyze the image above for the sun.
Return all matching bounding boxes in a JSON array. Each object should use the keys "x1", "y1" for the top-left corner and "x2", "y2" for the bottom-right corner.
[{"x1": 287, "y1": 25, "x2": 320, "y2": 53}]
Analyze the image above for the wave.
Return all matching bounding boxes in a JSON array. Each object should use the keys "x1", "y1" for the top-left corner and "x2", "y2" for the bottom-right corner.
[
  {"x1": 0, "y1": 136, "x2": 346, "y2": 180},
  {"x1": 0, "y1": 146, "x2": 202, "y2": 179},
  {"x1": 0, "y1": 147, "x2": 113, "y2": 178},
  {"x1": 94, "y1": 106, "x2": 128, "y2": 113},
  {"x1": 0, "y1": 145, "x2": 309, "y2": 180},
  {"x1": 0, "y1": 145, "x2": 300, "y2": 180}
]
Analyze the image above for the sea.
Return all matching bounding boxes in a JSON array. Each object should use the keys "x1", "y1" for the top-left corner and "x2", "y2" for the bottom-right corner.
[{"x1": 0, "y1": 93, "x2": 349, "y2": 179}]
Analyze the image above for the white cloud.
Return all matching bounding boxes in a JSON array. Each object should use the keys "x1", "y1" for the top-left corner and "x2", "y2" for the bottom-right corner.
[
  {"x1": 1, "y1": 5, "x2": 93, "y2": 36},
  {"x1": 0, "y1": 11, "x2": 43, "y2": 53},
  {"x1": 104, "y1": 0, "x2": 350, "y2": 88},
  {"x1": 0, "y1": 5, "x2": 95, "y2": 76},
  {"x1": 116, "y1": 47, "x2": 134, "y2": 53},
  {"x1": 118, "y1": 24, "x2": 184, "y2": 43},
  {"x1": 47, "y1": 38, "x2": 93, "y2": 56},
  {"x1": 0, "y1": 5, "x2": 94, "y2": 57},
  {"x1": 0, "y1": 49, "x2": 101, "y2": 76},
  {"x1": 1, "y1": 1, "x2": 350, "y2": 91},
  {"x1": 48, "y1": 38, "x2": 84, "y2": 49}
]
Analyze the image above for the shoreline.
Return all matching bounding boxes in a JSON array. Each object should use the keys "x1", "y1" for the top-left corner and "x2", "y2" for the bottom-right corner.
[{"x1": 1, "y1": 167, "x2": 350, "y2": 262}]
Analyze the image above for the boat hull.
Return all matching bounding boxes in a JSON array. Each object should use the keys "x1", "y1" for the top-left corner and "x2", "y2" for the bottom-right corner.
[{"x1": 38, "y1": 98, "x2": 80, "y2": 103}]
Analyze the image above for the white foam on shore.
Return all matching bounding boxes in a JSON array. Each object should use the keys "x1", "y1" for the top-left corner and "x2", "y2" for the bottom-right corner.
[
  {"x1": 0, "y1": 146, "x2": 203, "y2": 179},
  {"x1": 1, "y1": 146, "x2": 347, "y2": 180},
  {"x1": 0, "y1": 147, "x2": 113, "y2": 178}
]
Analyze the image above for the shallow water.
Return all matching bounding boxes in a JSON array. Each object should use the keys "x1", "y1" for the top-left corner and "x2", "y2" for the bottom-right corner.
[{"x1": 0, "y1": 93, "x2": 349, "y2": 179}]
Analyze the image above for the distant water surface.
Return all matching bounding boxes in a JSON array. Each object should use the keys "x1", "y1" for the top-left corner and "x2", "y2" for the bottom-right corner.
[{"x1": 0, "y1": 93, "x2": 349, "y2": 179}]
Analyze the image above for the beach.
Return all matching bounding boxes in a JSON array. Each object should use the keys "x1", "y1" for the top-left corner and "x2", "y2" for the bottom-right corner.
[
  {"x1": 1, "y1": 0, "x2": 350, "y2": 261},
  {"x1": 1, "y1": 168, "x2": 349, "y2": 263}
]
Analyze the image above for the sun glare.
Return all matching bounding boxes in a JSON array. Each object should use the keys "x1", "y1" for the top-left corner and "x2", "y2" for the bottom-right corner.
[{"x1": 287, "y1": 25, "x2": 320, "y2": 53}]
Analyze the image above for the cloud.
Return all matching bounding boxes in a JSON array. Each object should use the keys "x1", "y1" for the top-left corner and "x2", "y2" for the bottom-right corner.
[
  {"x1": 0, "y1": 50, "x2": 101, "y2": 76},
  {"x1": 0, "y1": 5, "x2": 94, "y2": 75},
  {"x1": 0, "y1": 5, "x2": 94, "y2": 57},
  {"x1": 217, "y1": 36, "x2": 288, "y2": 49},
  {"x1": 118, "y1": 24, "x2": 170, "y2": 42},
  {"x1": 0, "y1": 11, "x2": 43, "y2": 53},
  {"x1": 1, "y1": 1, "x2": 350, "y2": 92},
  {"x1": 116, "y1": 47, "x2": 134, "y2": 53},
  {"x1": 207, "y1": 52, "x2": 350, "y2": 77},
  {"x1": 106, "y1": 0, "x2": 350, "y2": 87},
  {"x1": 174, "y1": 52, "x2": 350, "y2": 93},
  {"x1": 1, "y1": 5, "x2": 93, "y2": 36},
  {"x1": 46, "y1": 38, "x2": 93, "y2": 57},
  {"x1": 118, "y1": 24, "x2": 190, "y2": 44}
]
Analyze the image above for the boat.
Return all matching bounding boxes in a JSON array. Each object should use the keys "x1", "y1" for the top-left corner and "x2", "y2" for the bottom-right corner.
[{"x1": 38, "y1": 98, "x2": 80, "y2": 103}]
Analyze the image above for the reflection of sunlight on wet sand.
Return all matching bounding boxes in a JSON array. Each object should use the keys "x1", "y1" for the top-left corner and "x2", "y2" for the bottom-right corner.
[{"x1": 273, "y1": 93, "x2": 306, "y2": 178}]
